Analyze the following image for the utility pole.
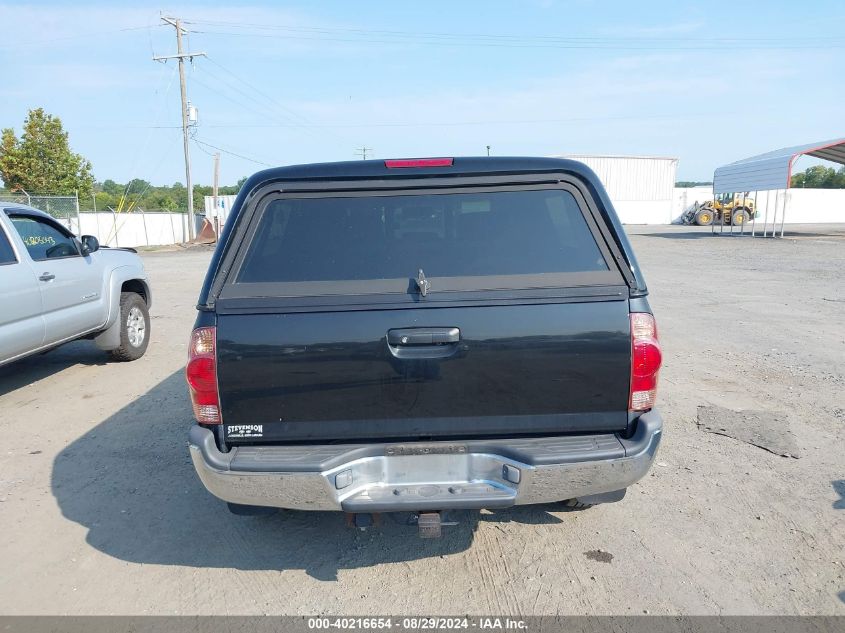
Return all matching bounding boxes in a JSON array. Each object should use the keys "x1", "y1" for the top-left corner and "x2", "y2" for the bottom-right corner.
[
  {"x1": 154, "y1": 16, "x2": 206, "y2": 241},
  {"x1": 212, "y1": 152, "x2": 220, "y2": 238},
  {"x1": 355, "y1": 147, "x2": 372, "y2": 160},
  {"x1": 486, "y1": 145, "x2": 491, "y2": 156}
]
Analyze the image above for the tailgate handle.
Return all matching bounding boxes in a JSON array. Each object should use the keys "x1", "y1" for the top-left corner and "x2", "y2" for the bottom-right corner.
[{"x1": 387, "y1": 327, "x2": 460, "y2": 346}]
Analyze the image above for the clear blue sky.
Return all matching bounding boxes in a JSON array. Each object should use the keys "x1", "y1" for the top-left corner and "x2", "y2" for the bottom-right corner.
[{"x1": 1, "y1": 0, "x2": 843, "y2": 187}]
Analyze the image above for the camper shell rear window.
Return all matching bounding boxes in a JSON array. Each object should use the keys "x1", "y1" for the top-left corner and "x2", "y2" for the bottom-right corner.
[{"x1": 224, "y1": 184, "x2": 624, "y2": 299}]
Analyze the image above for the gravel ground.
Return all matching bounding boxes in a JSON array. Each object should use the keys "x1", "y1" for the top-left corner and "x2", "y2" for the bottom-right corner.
[{"x1": 0, "y1": 224, "x2": 842, "y2": 615}]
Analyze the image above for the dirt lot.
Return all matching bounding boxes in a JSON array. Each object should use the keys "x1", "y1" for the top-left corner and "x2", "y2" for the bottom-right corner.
[{"x1": 0, "y1": 225, "x2": 843, "y2": 615}]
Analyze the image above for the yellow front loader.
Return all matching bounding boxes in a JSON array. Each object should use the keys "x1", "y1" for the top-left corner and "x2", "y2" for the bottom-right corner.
[{"x1": 689, "y1": 193, "x2": 756, "y2": 226}]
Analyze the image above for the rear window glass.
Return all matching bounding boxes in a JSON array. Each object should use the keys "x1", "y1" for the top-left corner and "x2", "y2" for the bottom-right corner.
[{"x1": 237, "y1": 189, "x2": 609, "y2": 284}]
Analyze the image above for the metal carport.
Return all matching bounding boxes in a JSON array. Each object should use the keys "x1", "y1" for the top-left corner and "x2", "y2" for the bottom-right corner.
[{"x1": 712, "y1": 137, "x2": 845, "y2": 237}]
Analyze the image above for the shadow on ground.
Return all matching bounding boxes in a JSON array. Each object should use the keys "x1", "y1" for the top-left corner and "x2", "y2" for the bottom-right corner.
[
  {"x1": 637, "y1": 229, "x2": 845, "y2": 241},
  {"x1": 52, "y1": 370, "x2": 568, "y2": 580},
  {"x1": 0, "y1": 341, "x2": 107, "y2": 396},
  {"x1": 638, "y1": 230, "x2": 754, "y2": 240}
]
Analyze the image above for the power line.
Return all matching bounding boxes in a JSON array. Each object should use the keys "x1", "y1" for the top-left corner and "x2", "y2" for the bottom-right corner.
[
  {"x1": 0, "y1": 24, "x2": 161, "y2": 51},
  {"x1": 189, "y1": 67, "x2": 304, "y2": 129},
  {"x1": 194, "y1": 64, "x2": 312, "y2": 128},
  {"x1": 183, "y1": 19, "x2": 843, "y2": 44},
  {"x1": 191, "y1": 135, "x2": 273, "y2": 167},
  {"x1": 201, "y1": 56, "x2": 353, "y2": 146},
  {"x1": 182, "y1": 20, "x2": 845, "y2": 50},
  {"x1": 205, "y1": 57, "x2": 313, "y2": 126},
  {"x1": 189, "y1": 62, "x2": 354, "y2": 151},
  {"x1": 117, "y1": 65, "x2": 179, "y2": 212},
  {"x1": 188, "y1": 72, "x2": 280, "y2": 124},
  {"x1": 124, "y1": 131, "x2": 183, "y2": 213},
  {"x1": 193, "y1": 30, "x2": 845, "y2": 50},
  {"x1": 79, "y1": 110, "x2": 737, "y2": 130}
]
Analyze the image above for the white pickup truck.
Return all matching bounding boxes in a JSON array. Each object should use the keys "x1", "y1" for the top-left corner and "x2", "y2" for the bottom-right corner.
[{"x1": 0, "y1": 203, "x2": 151, "y2": 366}]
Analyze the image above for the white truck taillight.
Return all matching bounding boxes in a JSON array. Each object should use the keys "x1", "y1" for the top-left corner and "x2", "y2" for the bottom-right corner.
[
  {"x1": 186, "y1": 326, "x2": 221, "y2": 424},
  {"x1": 629, "y1": 313, "x2": 662, "y2": 412}
]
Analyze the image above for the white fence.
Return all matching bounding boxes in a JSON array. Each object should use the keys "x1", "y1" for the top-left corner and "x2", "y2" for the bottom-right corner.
[
  {"x1": 57, "y1": 212, "x2": 203, "y2": 248},
  {"x1": 672, "y1": 186, "x2": 714, "y2": 220},
  {"x1": 778, "y1": 188, "x2": 845, "y2": 223},
  {"x1": 672, "y1": 187, "x2": 845, "y2": 224}
]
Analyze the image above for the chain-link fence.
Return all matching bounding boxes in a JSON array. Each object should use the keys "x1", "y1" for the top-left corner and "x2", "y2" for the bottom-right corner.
[
  {"x1": 0, "y1": 192, "x2": 80, "y2": 219},
  {"x1": 0, "y1": 192, "x2": 83, "y2": 233},
  {"x1": 0, "y1": 191, "x2": 29, "y2": 205},
  {"x1": 0, "y1": 193, "x2": 201, "y2": 247}
]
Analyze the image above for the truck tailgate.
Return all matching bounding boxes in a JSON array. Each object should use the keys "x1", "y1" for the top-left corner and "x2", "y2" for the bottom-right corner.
[{"x1": 217, "y1": 298, "x2": 630, "y2": 442}]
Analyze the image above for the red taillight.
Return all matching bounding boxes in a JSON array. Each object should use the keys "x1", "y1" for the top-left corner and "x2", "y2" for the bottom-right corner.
[
  {"x1": 186, "y1": 326, "x2": 221, "y2": 424},
  {"x1": 384, "y1": 158, "x2": 454, "y2": 168},
  {"x1": 629, "y1": 313, "x2": 662, "y2": 412}
]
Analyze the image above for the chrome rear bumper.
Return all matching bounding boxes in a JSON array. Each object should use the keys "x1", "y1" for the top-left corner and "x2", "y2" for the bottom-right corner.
[{"x1": 188, "y1": 411, "x2": 662, "y2": 512}]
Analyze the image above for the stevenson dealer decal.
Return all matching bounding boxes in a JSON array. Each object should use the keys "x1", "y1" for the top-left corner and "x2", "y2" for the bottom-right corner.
[{"x1": 226, "y1": 425, "x2": 263, "y2": 438}]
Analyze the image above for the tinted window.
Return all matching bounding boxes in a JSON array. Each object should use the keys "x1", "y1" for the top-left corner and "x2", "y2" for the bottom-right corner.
[
  {"x1": 238, "y1": 189, "x2": 608, "y2": 284},
  {"x1": 9, "y1": 216, "x2": 80, "y2": 261},
  {"x1": 0, "y1": 225, "x2": 17, "y2": 265}
]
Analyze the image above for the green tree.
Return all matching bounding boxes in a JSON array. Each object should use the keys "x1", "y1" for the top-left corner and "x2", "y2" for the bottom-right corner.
[
  {"x1": 675, "y1": 181, "x2": 713, "y2": 188},
  {"x1": 0, "y1": 108, "x2": 95, "y2": 198},
  {"x1": 156, "y1": 195, "x2": 178, "y2": 212},
  {"x1": 93, "y1": 191, "x2": 117, "y2": 211},
  {"x1": 126, "y1": 178, "x2": 150, "y2": 193},
  {"x1": 0, "y1": 129, "x2": 24, "y2": 189},
  {"x1": 76, "y1": 177, "x2": 246, "y2": 212},
  {"x1": 790, "y1": 165, "x2": 845, "y2": 188},
  {"x1": 101, "y1": 179, "x2": 123, "y2": 196}
]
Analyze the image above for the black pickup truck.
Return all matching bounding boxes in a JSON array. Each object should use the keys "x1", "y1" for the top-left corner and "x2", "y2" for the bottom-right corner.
[{"x1": 187, "y1": 157, "x2": 662, "y2": 536}]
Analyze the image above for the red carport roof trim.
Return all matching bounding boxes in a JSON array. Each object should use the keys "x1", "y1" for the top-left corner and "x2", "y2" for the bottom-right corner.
[{"x1": 787, "y1": 139, "x2": 845, "y2": 188}]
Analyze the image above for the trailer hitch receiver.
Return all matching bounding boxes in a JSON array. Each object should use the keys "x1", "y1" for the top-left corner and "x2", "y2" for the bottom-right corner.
[{"x1": 418, "y1": 512, "x2": 442, "y2": 538}]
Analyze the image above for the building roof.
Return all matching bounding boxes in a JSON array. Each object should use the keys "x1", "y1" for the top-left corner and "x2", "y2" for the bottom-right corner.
[
  {"x1": 713, "y1": 137, "x2": 845, "y2": 194},
  {"x1": 557, "y1": 154, "x2": 679, "y2": 162}
]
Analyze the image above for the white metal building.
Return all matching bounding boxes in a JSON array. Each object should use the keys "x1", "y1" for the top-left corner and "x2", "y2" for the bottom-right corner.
[
  {"x1": 204, "y1": 194, "x2": 238, "y2": 226},
  {"x1": 205, "y1": 156, "x2": 680, "y2": 227},
  {"x1": 553, "y1": 154, "x2": 679, "y2": 224}
]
